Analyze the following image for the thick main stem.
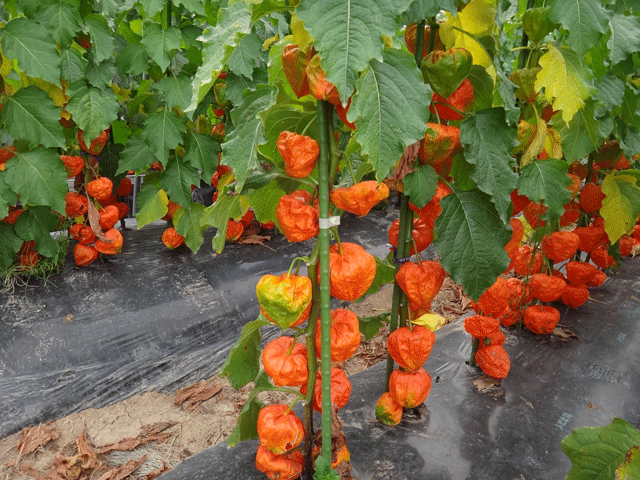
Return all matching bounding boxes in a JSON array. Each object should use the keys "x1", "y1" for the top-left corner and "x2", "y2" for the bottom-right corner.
[
  {"x1": 316, "y1": 99, "x2": 334, "y2": 464},
  {"x1": 303, "y1": 262, "x2": 320, "y2": 476}
]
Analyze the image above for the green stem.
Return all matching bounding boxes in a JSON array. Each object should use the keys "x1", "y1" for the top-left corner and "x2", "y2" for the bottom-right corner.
[
  {"x1": 316, "y1": 99, "x2": 333, "y2": 464},
  {"x1": 303, "y1": 262, "x2": 320, "y2": 475},
  {"x1": 166, "y1": 0, "x2": 172, "y2": 28},
  {"x1": 469, "y1": 337, "x2": 479, "y2": 367}
]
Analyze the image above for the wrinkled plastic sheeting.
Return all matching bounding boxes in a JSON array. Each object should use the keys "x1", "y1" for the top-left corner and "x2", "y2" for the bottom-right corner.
[
  {"x1": 0, "y1": 210, "x2": 396, "y2": 437},
  {"x1": 158, "y1": 258, "x2": 640, "y2": 480}
]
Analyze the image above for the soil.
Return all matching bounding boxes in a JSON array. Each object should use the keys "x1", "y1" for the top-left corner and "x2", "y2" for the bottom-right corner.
[{"x1": 0, "y1": 277, "x2": 472, "y2": 480}]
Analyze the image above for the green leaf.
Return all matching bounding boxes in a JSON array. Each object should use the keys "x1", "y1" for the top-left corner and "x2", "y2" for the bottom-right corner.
[
  {"x1": 517, "y1": 160, "x2": 573, "y2": 221},
  {"x1": 618, "y1": 84, "x2": 640, "y2": 130},
  {"x1": 258, "y1": 103, "x2": 318, "y2": 163},
  {"x1": 222, "y1": 85, "x2": 277, "y2": 193},
  {"x1": 227, "y1": 32, "x2": 264, "y2": 80},
  {"x1": 157, "y1": 74, "x2": 193, "y2": 111},
  {"x1": 562, "y1": 418, "x2": 640, "y2": 480},
  {"x1": 534, "y1": 46, "x2": 593, "y2": 124},
  {"x1": 225, "y1": 69, "x2": 269, "y2": 105},
  {"x1": 137, "y1": 0, "x2": 164, "y2": 18},
  {"x1": 548, "y1": 0, "x2": 611, "y2": 57},
  {"x1": 184, "y1": 132, "x2": 220, "y2": 183},
  {"x1": 66, "y1": 82, "x2": 120, "y2": 143},
  {"x1": 98, "y1": 143, "x2": 124, "y2": 182},
  {"x1": 141, "y1": 109, "x2": 186, "y2": 165},
  {"x1": 14, "y1": 206, "x2": 59, "y2": 257},
  {"x1": 561, "y1": 101, "x2": 609, "y2": 164},
  {"x1": 403, "y1": 164, "x2": 439, "y2": 209},
  {"x1": 403, "y1": 0, "x2": 456, "y2": 24},
  {"x1": 219, "y1": 315, "x2": 271, "y2": 389},
  {"x1": 86, "y1": 59, "x2": 115, "y2": 91},
  {"x1": 1, "y1": 87, "x2": 65, "y2": 149},
  {"x1": 117, "y1": 135, "x2": 158, "y2": 174},
  {"x1": 600, "y1": 173, "x2": 640, "y2": 244},
  {"x1": 160, "y1": 157, "x2": 201, "y2": 208},
  {"x1": 594, "y1": 74, "x2": 625, "y2": 110},
  {"x1": 141, "y1": 23, "x2": 182, "y2": 71},
  {"x1": 363, "y1": 255, "x2": 395, "y2": 298},
  {"x1": 296, "y1": 0, "x2": 413, "y2": 104},
  {"x1": 622, "y1": 128, "x2": 640, "y2": 159},
  {"x1": 177, "y1": 0, "x2": 206, "y2": 16},
  {"x1": 190, "y1": 2, "x2": 251, "y2": 107},
  {"x1": 313, "y1": 456, "x2": 342, "y2": 480},
  {"x1": 0, "y1": 223, "x2": 23, "y2": 270},
  {"x1": 135, "y1": 185, "x2": 168, "y2": 228},
  {"x1": 85, "y1": 14, "x2": 116, "y2": 64},
  {"x1": 226, "y1": 387, "x2": 264, "y2": 447},
  {"x1": 460, "y1": 108, "x2": 518, "y2": 223},
  {"x1": 251, "y1": 0, "x2": 293, "y2": 24},
  {"x1": 173, "y1": 202, "x2": 207, "y2": 253},
  {"x1": 467, "y1": 64, "x2": 495, "y2": 112},
  {"x1": 607, "y1": 13, "x2": 640, "y2": 66},
  {"x1": 202, "y1": 189, "x2": 248, "y2": 253},
  {"x1": 3, "y1": 147, "x2": 67, "y2": 215},
  {"x1": 349, "y1": 48, "x2": 431, "y2": 182},
  {"x1": 115, "y1": 44, "x2": 148, "y2": 76},
  {"x1": 358, "y1": 312, "x2": 389, "y2": 341},
  {"x1": 35, "y1": 1, "x2": 81, "y2": 50},
  {"x1": 249, "y1": 180, "x2": 286, "y2": 223},
  {"x1": 0, "y1": 174, "x2": 17, "y2": 219},
  {"x1": 0, "y1": 18, "x2": 60, "y2": 85},
  {"x1": 60, "y1": 48, "x2": 87, "y2": 84},
  {"x1": 433, "y1": 189, "x2": 511, "y2": 301}
]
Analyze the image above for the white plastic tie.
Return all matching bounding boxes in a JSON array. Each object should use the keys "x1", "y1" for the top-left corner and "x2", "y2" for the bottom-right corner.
[{"x1": 318, "y1": 216, "x2": 341, "y2": 229}]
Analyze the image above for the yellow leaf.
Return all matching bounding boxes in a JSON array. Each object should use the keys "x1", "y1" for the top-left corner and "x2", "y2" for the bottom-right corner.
[
  {"x1": 290, "y1": 12, "x2": 313, "y2": 53},
  {"x1": 521, "y1": 115, "x2": 547, "y2": 167},
  {"x1": 440, "y1": 0, "x2": 497, "y2": 78},
  {"x1": 600, "y1": 173, "x2": 640, "y2": 244},
  {"x1": 412, "y1": 311, "x2": 447, "y2": 332},
  {"x1": 263, "y1": 34, "x2": 279, "y2": 50},
  {"x1": 544, "y1": 128, "x2": 563, "y2": 159},
  {"x1": 534, "y1": 46, "x2": 591, "y2": 123},
  {"x1": 20, "y1": 75, "x2": 68, "y2": 106}
]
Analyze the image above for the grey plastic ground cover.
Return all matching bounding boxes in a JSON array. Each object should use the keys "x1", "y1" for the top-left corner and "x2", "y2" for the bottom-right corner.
[
  {"x1": 0, "y1": 210, "x2": 395, "y2": 437},
  {"x1": 158, "y1": 257, "x2": 640, "y2": 480}
]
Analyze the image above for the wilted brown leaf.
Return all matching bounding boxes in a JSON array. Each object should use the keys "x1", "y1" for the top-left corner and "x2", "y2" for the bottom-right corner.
[
  {"x1": 5, "y1": 422, "x2": 60, "y2": 467},
  {"x1": 174, "y1": 381, "x2": 222, "y2": 411},
  {"x1": 86, "y1": 198, "x2": 109, "y2": 242},
  {"x1": 384, "y1": 140, "x2": 421, "y2": 192},
  {"x1": 235, "y1": 234, "x2": 273, "y2": 250},
  {"x1": 96, "y1": 423, "x2": 176, "y2": 455},
  {"x1": 96, "y1": 456, "x2": 146, "y2": 480}
]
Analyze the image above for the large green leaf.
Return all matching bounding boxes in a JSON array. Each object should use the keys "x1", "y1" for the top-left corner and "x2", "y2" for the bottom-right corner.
[
  {"x1": 86, "y1": 59, "x2": 115, "y2": 91},
  {"x1": 618, "y1": 84, "x2": 640, "y2": 130},
  {"x1": 433, "y1": 189, "x2": 511, "y2": 301},
  {"x1": 594, "y1": 74, "x2": 625, "y2": 110},
  {"x1": 66, "y1": 82, "x2": 120, "y2": 143},
  {"x1": 517, "y1": 160, "x2": 572, "y2": 221},
  {"x1": 60, "y1": 48, "x2": 87, "y2": 84},
  {"x1": 225, "y1": 69, "x2": 269, "y2": 105},
  {"x1": 98, "y1": 143, "x2": 124, "y2": 183},
  {"x1": 460, "y1": 108, "x2": 518, "y2": 223},
  {"x1": 560, "y1": 101, "x2": 609, "y2": 163},
  {"x1": 600, "y1": 172, "x2": 640, "y2": 244},
  {"x1": 201, "y1": 187, "x2": 248, "y2": 253},
  {"x1": 35, "y1": 1, "x2": 81, "y2": 50},
  {"x1": 1, "y1": 87, "x2": 65, "y2": 149},
  {"x1": 248, "y1": 180, "x2": 286, "y2": 224},
  {"x1": 251, "y1": 0, "x2": 293, "y2": 24},
  {"x1": 622, "y1": 128, "x2": 640, "y2": 159},
  {"x1": 177, "y1": 0, "x2": 206, "y2": 16},
  {"x1": 2, "y1": 147, "x2": 67, "y2": 215},
  {"x1": 85, "y1": 14, "x2": 116, "y2": 64},
  {"x1": 226, "y1": 392, "x2": 263, "y2": 448},
  {"x1": 160, "y1": 157, "x2": 200, "y2": 208},
  {"x1": 0, "y1": 223, "x2": 23, "y2": 270},
  {"x1": 222, "y1": 85, "x2": 277, "y2": 193},
  {"x1": 349, "y1": 48, "x2": 431, "y2": 182},
  {"x1": 607, "y1": 13, "x2": 640, "y2": 66},
  {"x1": 190, "y1": 2, "x2": 251, "y2": 109},
  {"x1": 226, "y1": 32, "x2": 264, "y2": 80},
  {"x1": 403, "y1": 164, "x2": 438, "y2": 209},
  {"x1": 258, "y1": 103, "x2": 317, "y2": 163},
  {"x1": 115, "y1": 44, "x2": 148, "y2": 76},
  {"x1": 296, "y1": 0, "x2": 412, "y2": 104},
  {"x1": 548, "y1": 0, "x2": 611, "y2": 57},
  {"x1": 157, "y1": 75, "x2": 193, "y2": 111},
  {"x1": 0, "y1": 18, "x2": 60, "y2": 85},
  {"x1": 219, "y1": 314, "x2": 271, "y2": 389},
  {"x1": 141, "y1": 23, "x2": 182, "y2": 72},
  {"x1": 137, "y1": 0, "x2": 164, "y2": 18},
  {"x1": 117, "y1": 135, "x2": 158, "y2": 174},
  {"x1": 135, "y1": 185, "x2": 169, "y2": 228},
  {"x1": 0, "y1": 174, "x2": 17, "y2": 219},
  {"x1": 403, "y1": 0, "x2": 456, "y2": 23},
  {"x1": 173, "y1": 202, "x2": 207, "y2": 253},
  {"x1": 14, "y1": 206, "x2": 59, "y2": 257},
  {"x1": 562, "y1": 418, "x2": 640, "y2": 480},
  {"x1": 141, "y1": 109, "x2": 186, "y2": 165},
  {"x1": 184, "y1": 132, "x2": 220, "y2": 183}
]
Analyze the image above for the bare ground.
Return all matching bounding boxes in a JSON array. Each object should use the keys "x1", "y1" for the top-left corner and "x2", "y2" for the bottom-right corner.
[{"x1": 0, "y1": 277, "x2": 472, "y2": 480}]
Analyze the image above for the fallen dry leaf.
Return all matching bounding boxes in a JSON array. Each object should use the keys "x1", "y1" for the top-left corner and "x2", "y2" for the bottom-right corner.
[
  {"x1": 145, "y1": 461, "x2": 171, "y2": 480},
  {"x1": 174, "y1": 381, "x2": 222, "y2": 411},
  {"x1": 96, "y1": 455, "x2": 146, "y2": 480},
  {"x1": 552, "y1": 326, "x2": 579, "y2": 341},
  {"x1": 5, "y1": 422, "x2": 60, "y2": 467},
  {"x1": 53, "y1": 430, "x2": 102, "y2": 480},
  {"x1": 96, "y1": 422, "x2": 176, "y2": 455},
  {"x1": 18, "y1": 463, "x2": 47, "y2": 480},
  {"x1": 234, "y1": 234, "x2": 273, "y2": 249}
]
